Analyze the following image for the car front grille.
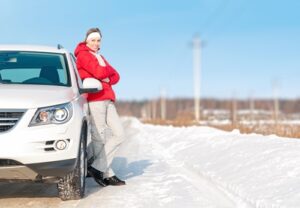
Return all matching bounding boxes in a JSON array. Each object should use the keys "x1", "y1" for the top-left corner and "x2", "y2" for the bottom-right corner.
[{"x1": 0, "y1": 110, "x2": 26, "y2": 133}]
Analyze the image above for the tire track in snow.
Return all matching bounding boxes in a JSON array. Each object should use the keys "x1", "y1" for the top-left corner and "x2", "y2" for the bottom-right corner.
[
  {"x1": 126, "y1": 121, "x2": 243, "y2": 208},
  {"x1": 140, "y1": 123, "x2": 254, "y2": 208}
]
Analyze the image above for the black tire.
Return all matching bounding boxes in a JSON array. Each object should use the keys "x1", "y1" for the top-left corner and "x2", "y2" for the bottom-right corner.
[{"x1": 57, "y1": 129, "x2": 87, "y2": 201}]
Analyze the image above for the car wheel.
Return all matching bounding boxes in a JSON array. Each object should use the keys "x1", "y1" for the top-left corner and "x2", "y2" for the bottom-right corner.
[{"x1": 57, "y1": 129, "x2": 87, "y2": 201}]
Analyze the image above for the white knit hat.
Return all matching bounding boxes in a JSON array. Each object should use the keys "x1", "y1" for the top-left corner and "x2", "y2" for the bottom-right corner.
[{"x1": 86, "y1": 32, "x2": 101, "y2": 41}]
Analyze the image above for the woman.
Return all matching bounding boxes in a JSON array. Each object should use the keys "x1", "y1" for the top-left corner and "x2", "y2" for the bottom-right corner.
[{"x1": 74, "y1": 27, "x2": 125, "y2": 186}]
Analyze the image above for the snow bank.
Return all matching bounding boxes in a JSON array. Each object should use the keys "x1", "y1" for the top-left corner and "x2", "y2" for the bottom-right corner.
[{"x1": 138, "y1": 119, "x2": 300, "y2": 208}]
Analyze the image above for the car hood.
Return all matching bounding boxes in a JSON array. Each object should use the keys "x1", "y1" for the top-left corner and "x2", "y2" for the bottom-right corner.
[{"x1": 0, "y1": 84, "x2": 77, "y2": 109}]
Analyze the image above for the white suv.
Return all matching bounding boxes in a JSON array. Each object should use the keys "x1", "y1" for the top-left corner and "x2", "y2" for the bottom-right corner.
[{"x1": 0, "y1": 45, "x2": 100, "y2": 200}]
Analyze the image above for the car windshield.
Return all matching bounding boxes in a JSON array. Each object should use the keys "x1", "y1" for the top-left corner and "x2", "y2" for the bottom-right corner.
[{"x1": 0, "y1": 51, "x2": 70, "y2": 86}]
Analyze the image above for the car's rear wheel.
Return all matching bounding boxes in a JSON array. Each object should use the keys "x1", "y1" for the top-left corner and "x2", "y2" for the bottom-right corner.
[{"x1": 57, "y1": 129, "x2": 87, "y2": 201}]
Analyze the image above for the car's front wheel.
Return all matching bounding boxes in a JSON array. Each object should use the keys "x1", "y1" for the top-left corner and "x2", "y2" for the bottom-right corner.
[{"x1": 57, "y1": 129, "x2": 87, "y2": 200}]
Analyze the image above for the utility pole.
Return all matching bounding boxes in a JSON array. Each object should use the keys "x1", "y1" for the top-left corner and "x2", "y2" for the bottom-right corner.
[
  {"x1": 141, "y1": 105, "x2": 147, "y2": 120},
  {"x1": 193, "y1": 35, "x2": 201, "y2": 122},
  {"x1": 152, "y1": 99, "x2": 157, "y2": 120},
  {"x1": 160, "y1": 88, "x2": 166, "y2": 120},
  {"x1": 147, "y1": 101, "x2": 151, "y2": 120},
  {"x1": 249, "y1": 92, "x2": 255, "y2": 122},
  {"x1": 232, "y1": 92, "x2": 237, "y2": 127},
  {"x1": 272, "y1": 80, "x2": 279, "y2": 130}
]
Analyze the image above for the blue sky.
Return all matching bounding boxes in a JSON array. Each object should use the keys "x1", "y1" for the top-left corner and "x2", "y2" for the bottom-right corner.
[{"x1": 1, "y1": 0, "x2": 300, "y2": 100}]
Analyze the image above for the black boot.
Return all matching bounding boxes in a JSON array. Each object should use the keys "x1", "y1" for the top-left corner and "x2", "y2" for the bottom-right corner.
[
  {"x1": 104, "y1": 176, "x2": 126, "y2": 186},
  {"x1": 86, "y1": 171, "x2": 92, "y2": 178},
  {"x1": 87, "y1": 166, "x2": 107, "y2": 187}
]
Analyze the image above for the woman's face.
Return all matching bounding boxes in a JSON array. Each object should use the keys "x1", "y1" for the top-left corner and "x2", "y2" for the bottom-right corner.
[{"x1": 86, "y1": 37, "x2": 101, "y2": 52}]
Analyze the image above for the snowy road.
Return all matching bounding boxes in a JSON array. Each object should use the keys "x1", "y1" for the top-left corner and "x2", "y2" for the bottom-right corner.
[{"x1": 1, "y1": 117, "x2": 300, "y2": 207}]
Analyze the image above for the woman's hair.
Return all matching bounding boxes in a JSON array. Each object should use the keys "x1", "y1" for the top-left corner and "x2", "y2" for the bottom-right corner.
[{"x1": 85, "y1": 28, "x2": 102, "y2": 42}]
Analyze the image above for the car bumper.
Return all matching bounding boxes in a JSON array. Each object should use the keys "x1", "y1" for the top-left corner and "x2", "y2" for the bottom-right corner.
[
  {"x1": 0, "y1": 158, "x2": 76, "y2": 181},
  {"x1": 0, "y1": 108, "x2": 86, "y2": 181},
  {"x1": 0, "y1": 108, "x2": 83, "y2": 164}
]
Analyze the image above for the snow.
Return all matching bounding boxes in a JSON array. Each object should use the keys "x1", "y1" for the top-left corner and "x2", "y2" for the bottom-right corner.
[{"x1": 1, "y1": 117, "x2": 300, "y2": 207}]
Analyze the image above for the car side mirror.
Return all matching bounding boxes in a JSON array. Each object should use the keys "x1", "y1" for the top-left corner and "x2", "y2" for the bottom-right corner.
[{"x1": 79, "y1": 78, "x2": 102, "y2": 94}]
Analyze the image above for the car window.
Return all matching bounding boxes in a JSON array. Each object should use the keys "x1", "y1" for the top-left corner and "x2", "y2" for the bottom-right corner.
[{"x1": 0, "y1": 51, "x2": 70, "y2": 86}]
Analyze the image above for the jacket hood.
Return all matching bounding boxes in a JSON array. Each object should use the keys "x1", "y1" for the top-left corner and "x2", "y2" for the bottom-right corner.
[
  {"x1": 74, "y1": 42, "x2": 92, "y2": 57},
  {"x1": 74, "y1": 42, "x2": 99, "y2": 57}
]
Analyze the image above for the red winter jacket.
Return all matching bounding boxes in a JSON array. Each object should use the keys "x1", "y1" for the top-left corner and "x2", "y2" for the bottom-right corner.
[{"x1": 74, "y1": 42, "x2": 120, "y2": 102}]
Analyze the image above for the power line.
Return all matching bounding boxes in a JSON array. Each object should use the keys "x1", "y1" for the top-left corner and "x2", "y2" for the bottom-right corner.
[{"x1": 200, "y1": 0, "x2": 249, "y2": 39}]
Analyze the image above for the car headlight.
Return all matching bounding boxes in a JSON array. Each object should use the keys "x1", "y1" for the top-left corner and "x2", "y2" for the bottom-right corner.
[{"x1": 29, "y1": 102, "x2": 73, "y2": 126}]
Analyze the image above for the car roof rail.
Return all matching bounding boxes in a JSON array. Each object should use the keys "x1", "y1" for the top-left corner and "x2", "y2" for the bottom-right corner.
[{"x1": 57, "y1": 44, "x2": 64, "y2": 49}]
